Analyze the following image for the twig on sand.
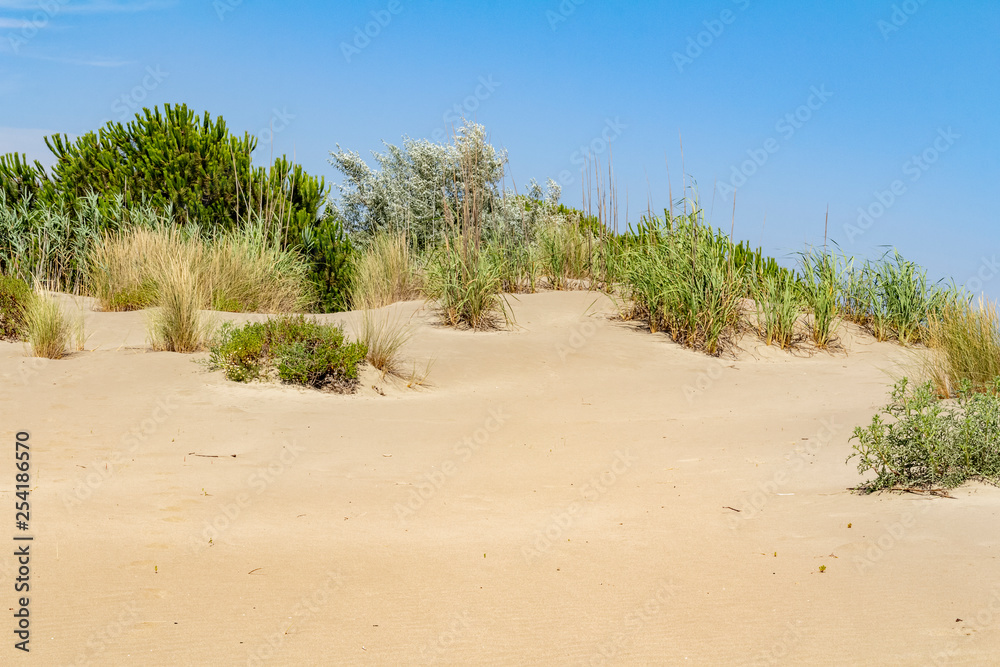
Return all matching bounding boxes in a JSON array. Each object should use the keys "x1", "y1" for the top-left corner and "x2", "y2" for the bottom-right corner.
[{"x1": 896, "y1": 487, "x2": 955, "y2": 498}]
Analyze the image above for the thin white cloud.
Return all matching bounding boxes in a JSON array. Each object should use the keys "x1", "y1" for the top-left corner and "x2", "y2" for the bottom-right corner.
[
  {"x1": 0, "y1": 127, "x2": 59, "y2": 168},
  {"x1": 0, "y1": 0, "x2": 173, "y2": 13},
  {"x1": 28, "y1": 53, "x2": 135, "y2": 67},
  {"x1": 0, "y1": 17, "x2": 29, "y2": 27}
]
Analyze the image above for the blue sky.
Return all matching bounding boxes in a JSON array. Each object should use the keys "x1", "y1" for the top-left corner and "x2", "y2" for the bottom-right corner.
[{"x1": 1, "y1": 0, "x2": 997, "y2": 295}]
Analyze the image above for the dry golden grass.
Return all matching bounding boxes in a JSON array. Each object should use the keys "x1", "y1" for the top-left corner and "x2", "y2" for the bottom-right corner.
[
  {"x1": 147, "y1": 261, "x2": 213, "y2": 353},
  {"x1": 24, "y1": 291, "x2": 70, "y2": 359},
  {"x1": 350, "y1": 232, "x2": 422, "y2": 311},
  {"x1": 354, "y1": 309, "x2": 432, "y2": 387},
  {"x1": 923, "y1": 298, "x2": 1000, "y2": 396},
  {"x1": 88, "y1": 223, "x2": 311, "y2": 314}
]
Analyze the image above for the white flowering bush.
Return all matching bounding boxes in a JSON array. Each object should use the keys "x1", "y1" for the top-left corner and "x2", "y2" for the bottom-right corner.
[{"x1": 328, "y1": 119, "x2": 561, "y2": 250}]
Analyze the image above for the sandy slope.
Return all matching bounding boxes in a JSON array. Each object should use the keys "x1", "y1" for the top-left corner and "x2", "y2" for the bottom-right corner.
[{"x1": 1, "y1": 291, "x2": 998, "y2": 666}]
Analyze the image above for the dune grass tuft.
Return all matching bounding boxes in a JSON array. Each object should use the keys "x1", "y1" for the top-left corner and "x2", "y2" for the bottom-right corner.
[
  {"x1": 538, "y1": 220, "x2": 593, "y2": 290},
  {"x1": 425, "y1": 243, "x2": 511, "y2": 330},
  {"x1": 922, "y1": 299, "x2": 1000, "y2": 397},
  {"x1": 87, "y1": 225, "x2": 177, "y2": 311},
  {"x1": 0, "y1": 275, "x2": 32, "y2": 340},
  {"x1": 24, "y1": 291, "x2": 71, "y2": 359},
  {"x1": 147, "y1": 261, "x2": 212, "y2": 353},
  {"x1": 357, "y1": 310, "x2": 411, "y2": 377},
  {"x1": 800, "y1": 249, "x2": 843, "y2": 349},
  {"x1": 844, "y1": 250, "x2": 959, "y2": 345},
  {"x1": 87, "y1": 222, "x2": 312, "y2": 314},
  {"x1": 755, "y1": 271, "x2": 803, "y2": 349},
  {"x1": 619, "y1": 211, "x2": 745, "y2": 356},
  {"x1": 350, "y1": 232, "x2": 421, "y2": 310}
]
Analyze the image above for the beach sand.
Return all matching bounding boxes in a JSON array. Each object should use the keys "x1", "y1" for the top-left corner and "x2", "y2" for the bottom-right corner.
[{"x1": 2, "y1": 290, "x2": 998, "y2": 665}]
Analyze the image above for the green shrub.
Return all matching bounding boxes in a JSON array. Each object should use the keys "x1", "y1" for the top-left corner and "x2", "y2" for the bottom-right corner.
[
  {"x1": 36, "y1": 105, "x2": 326, "y2": 229},
  {"x1": 295, "y1": 213, "x2": 353, "y2": 312},
  {"x1": 209, "y1": 316, "x2": 366, "y2": 392},
  {"x1": 0, "y1": 275, "x2": 32, "y2": 340},
  {"x1": 849, "y1": 377, "x2": 1000, "y2": 492}
]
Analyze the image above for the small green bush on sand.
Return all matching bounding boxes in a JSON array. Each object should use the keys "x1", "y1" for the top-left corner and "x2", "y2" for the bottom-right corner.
[
  {"x1": 209, "y1": 316, "x2": 366, "y2": 392},
  {"x1": 849, "y1": 377, "x2": 1000, "y2": 492}
]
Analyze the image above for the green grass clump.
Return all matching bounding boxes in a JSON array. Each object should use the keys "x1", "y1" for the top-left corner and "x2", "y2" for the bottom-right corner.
[
  {"x1": 538, "y1": 220, "x2": 593, "y2": 290},
  {"x1": 800, "y1": 249, "x2": 843, "y2": 348},
  {"x1": 0, "y1": 275, "x2": 32, "y2": 340},
  {"x1": 619, "y1": 210, "x2": 745, "y2": 356},
  {"x1": 209, "y1": 316, "x2": 367, "y2": 392},
  {"x1": 425, "y1": 242, "x2": 511, "y2": 330},
  {"x1": 755, "y1": 271, "x2": 803, "y2": 349},
  {"x1": 849, "y1": 377, "x2": 1000, "y2": 492},
  {"x1": 844, "y1": 250, "x2": 958, "y2": 345},
  {"x1": 24, "y1": 292, "x2": 71, "y2": 359},
  {"x1": 485, "y1": 236, "x2": 537, "y2": 294}
]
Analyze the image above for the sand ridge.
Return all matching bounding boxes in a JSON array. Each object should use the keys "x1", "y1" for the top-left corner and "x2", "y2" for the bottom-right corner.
[{"x1": 1, "y1": 290, "x2": 998, "y2": 665}]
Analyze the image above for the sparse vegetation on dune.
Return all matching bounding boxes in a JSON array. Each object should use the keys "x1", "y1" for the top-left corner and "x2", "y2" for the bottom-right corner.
[
  {"x1": 7, "y1": 107, "x2": 998, "y2": 480},
  {"x1": 208, "y1": 316, "x2": 367, "y2": 392},
  {"x1": 850, "y1": 377, "x2": 1000, "y2": 492}
]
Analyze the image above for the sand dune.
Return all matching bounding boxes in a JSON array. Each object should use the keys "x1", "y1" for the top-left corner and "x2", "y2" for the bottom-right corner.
[{"x1": 2, "y1": 291, "x2": 999, "y2": 665}]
